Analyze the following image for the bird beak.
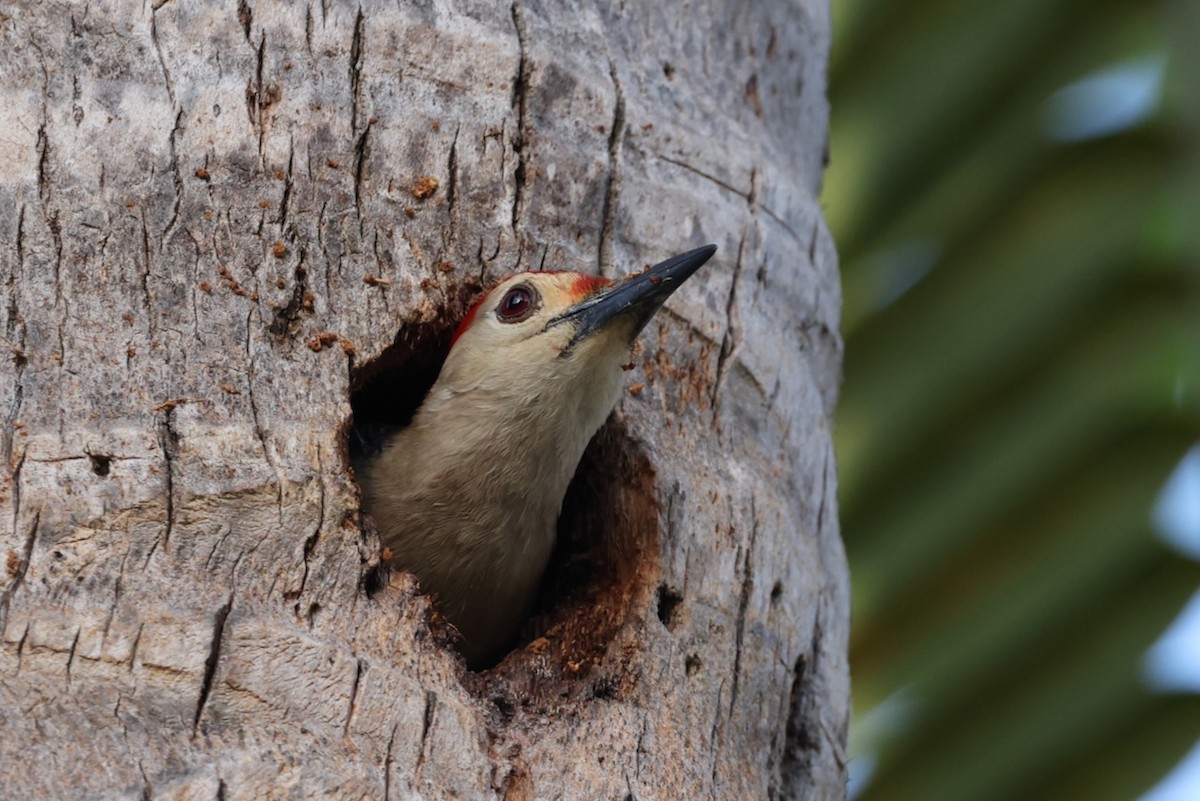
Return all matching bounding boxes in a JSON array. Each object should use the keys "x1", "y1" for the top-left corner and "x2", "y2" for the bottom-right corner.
[{"x1": 548, "y1": 244, "x2": 717, "y2": 347}]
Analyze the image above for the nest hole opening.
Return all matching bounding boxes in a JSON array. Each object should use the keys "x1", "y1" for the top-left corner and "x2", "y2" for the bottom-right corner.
[
  {"x1": 346, "y1": 296, "x2": 662, "y2": 694},
  {"x1": 500, "y1": 418, "x2": 661, "y2": 692},
  {"x1": 656, "y1": 582, "x2": 684, "y2": 629}
]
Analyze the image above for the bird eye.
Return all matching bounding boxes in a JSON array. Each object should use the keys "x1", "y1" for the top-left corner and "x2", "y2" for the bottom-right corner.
[{"x1": 495, "y1": 284, "x2": 539, "y2": 323}]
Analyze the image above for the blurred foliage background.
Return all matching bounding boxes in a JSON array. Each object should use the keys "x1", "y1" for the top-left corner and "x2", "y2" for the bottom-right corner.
[{"x1": 823, "y1": 0, "x2": 1200, "y2": 798}]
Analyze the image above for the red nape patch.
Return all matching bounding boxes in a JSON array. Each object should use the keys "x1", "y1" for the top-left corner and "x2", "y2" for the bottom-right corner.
[
  {"x1": 571, "y1": 273, "x2": 612, "y2": 299},
  {"x1": 450, "y1": 289, "x2": 494, "y2": 348},
  {"x1": 531, "y1": 270, "x2": 611, "y2": 297}
]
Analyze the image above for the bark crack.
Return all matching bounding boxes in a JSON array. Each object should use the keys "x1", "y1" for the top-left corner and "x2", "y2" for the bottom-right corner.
[
  {"x1": 4, "y1": 203, "x2": 28, "y2": 360},
  {"x1": 349, "y1": 7, "x2": 365, "y2": 135},
  {"x1": 128, "y1": 622, "x2": 145, "y2": 671},
  {"x1": 13, "y1": 623, "x2": 29, "y2": 671},
  {"x1": 779, "y1": 618, "x2": 824, "y2": 795},
  {"x1": 99, "y1": 549, "x2": 132, "y2": 648},
  {"x1": 383, "y1": 723, "x2": 398, "y2": 800},
  {"x1": 656, "y1": 154, "x2": 749, "y2": 198},
  {"x1": 760, "y1": 203, "x2": 806, "y2": 249},
  {"x1": 204, "y1": 525, "x2": 236, "y2": 573},
  {"x1": 137, "y1": 761, "x2": 153, "y2": 801},
  {"x1": 1, "y1": 359, "x2": 25, "y2": 469},
  {"x1": 808, "y1": 217, "x2": 820, "y2": 266},
  {"x1": 353, "y1": 122, "x2": 372, "y2": 217},
  {"x1": 245, "y1": 32, "x2": 269, "y2": 159},
  {"x1": 414, "y1": 690, "x2": 437, "y2": 773},
  {"x1": 65, "y1": 626, "x2": 81, "y2": 686},
  {"x1": 36, "y1": 124, "x2": 51, "y2": 206},
  {"x1": 279, "y1": 134, "x2": 295, "y2": 228},
  {"x1": 598, "y1": 60, "x2": 625, "y2": 275},
  {"x1": 816, "y1": 441, "x2": 832, "y2": 536},
  {"x1": 35, "y1": 93, "x2": 67, "y2": 384},
  {"x1": 162, "y1": 108, "x2": 184, "y2": 244},
  {"x1": 295, "y1": 450, "x2": 324, "y2": 608},
  {"x1": 244, "y1": 307, "x2": 282, "y2": 507},
  {"x1": 149, "y1": 3, "x2": 177, "y2": 106},
  {"x1": 728, "y1": 494, "x2": 757, "y2": 716},
  {"x1": 343, "y1": 657, "x2": 365, "y2": 735},
  {"x1": 139, "y1": 211, "x2": 157, "y2": 338},
  {"x1": 634, "y1": 714, "x2": 649, "y2": 779},
  {"x1": 509, "y1": 2, "x2": 530, "y2": 259},
  {"x1": 193, "y1": 594, "x2": 234, "y2": 735},
  {"x1": 443, "y1": 123, "x2": 460, "y2": 248},
  {"x1": 155, "y1": 408, "x2": 180, "y2": 554},
  {"x1": 237, "y1": 0, "x2": 253, "y2": 42},
  {"x1": 304, "y1": 4, "x2": 314, "y2": 56},
  {"x1": 711, "y1": 229, "x2": 747, "y2": 419},
  {"x1": 708, "y1": 677, "x2": 725, "y2": 793}
]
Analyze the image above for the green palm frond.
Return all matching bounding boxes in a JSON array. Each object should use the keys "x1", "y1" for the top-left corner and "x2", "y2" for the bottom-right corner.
[{"x1": 827, "y1": 0, "x2": 1200, "y2": 797}]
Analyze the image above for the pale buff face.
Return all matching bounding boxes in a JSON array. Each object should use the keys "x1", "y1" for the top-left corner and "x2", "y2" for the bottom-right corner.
[
  {"x1": 455, "y1": 272, "x2": 609, "y2": 350},
  {"x1": 436, "y1": 271, "x2": 637, "y2": 402}
]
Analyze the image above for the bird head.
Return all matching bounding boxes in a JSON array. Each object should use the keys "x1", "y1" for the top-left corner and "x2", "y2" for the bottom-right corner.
[{"x1": 430, "y1": 245, "x2": 717, "y2": 433}]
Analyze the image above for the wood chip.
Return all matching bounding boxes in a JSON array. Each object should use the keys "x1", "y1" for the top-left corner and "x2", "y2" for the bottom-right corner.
[
  {"x1": 306, "y1": 332, "x2": 340, "y2": 352},
  {"x1": 411, "y1": 176, "x2": 439, "y2": 199},
  {"x1": 152, "y1": 397, "x2": 194, "y2": 412}
]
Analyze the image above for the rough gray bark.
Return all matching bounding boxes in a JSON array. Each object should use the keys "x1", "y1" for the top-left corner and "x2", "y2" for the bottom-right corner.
[{"x1": 0, "y1": 1, "x2": 846, "y2": 798}]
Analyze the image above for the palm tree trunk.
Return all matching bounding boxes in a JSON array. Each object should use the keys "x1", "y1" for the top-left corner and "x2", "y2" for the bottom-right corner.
[{"x1": 0, "y1": 1, "x2": 847, "y2": 797}]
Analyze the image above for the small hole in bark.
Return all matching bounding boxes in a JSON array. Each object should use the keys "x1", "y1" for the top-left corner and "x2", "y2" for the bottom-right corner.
[
  {"x1": 770, "y1": 580, "x2": 784, "y2": 605},
  {"x1": 88, "y1": 453, "x2": 112, "y2": 477},
  {"x1": 361, "y1": 559, "x2": 389, "y2": 597},
  {"x1": 656, "y1": 583, "x2": 683, "y2": 629},
  {"x1": 781, "y1": 651, "x2": 820, "y2": 775},
  {"x1": 491, "y1": 694, "x2": 516, "y2": 724},
  {"x1": 685, "y1": 653, "x2": 702, "y2": 676}
]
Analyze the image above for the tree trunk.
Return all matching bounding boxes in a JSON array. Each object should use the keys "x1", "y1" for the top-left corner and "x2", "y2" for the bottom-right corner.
[{"x1": 0, "y1": 1, "x2": 846, "y2": 798}]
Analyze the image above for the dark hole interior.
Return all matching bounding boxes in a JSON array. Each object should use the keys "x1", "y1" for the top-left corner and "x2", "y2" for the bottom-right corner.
[
  {"x1": 88, "y1": 452, "x2": 112, "y2": 477},
  {"x1": 655, "y1": 582, "x2": 684, "y2": 629},
  {"x1": 347, "y1": 293, "x2": 661, "y2": 700},
  {"x1": 347, "y1": 316, "x2": 457, "y2": 465}
]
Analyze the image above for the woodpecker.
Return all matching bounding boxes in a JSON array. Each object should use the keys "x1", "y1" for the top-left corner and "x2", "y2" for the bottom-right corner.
[{"x1": 357, "y1": 244, "x2": 716, "y2": 668}]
